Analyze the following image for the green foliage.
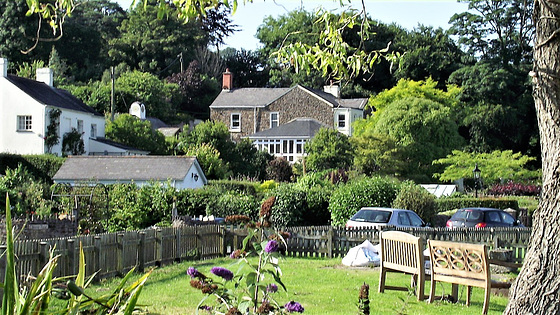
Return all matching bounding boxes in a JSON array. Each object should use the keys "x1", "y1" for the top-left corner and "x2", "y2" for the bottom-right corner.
[
  {"x1": 258, "y1": 180, "x2": 277, "y2": 193},
  {"x1": 435, "y1": 197, "x2": 519, "y2": 213},
  {"x1": 114, "y1": 71, "x2": 181, "y2": 120},
  {"x1": 175, "y1": 187, "x2": 220, "y2": 218},
  {"x1": 207, "y1": 192, "x2": 259, "y2": 219},
  {"x1": 105, "y1": 114, "x2": 168, "y2": 154},
  {"x1": 304, "y1": 128, "x2": 354, "y2": 172},
  {"x1": 268, "y1": 184, "x2": 307, "y2": 227},
  {"x1": 184, "y1": 143, "x2": 231, "y2": 180},
  {"x1": 433, "y1": 150, "x2": 540, "y2": 184},
  {"x1": 231, "y1": 138, "x2": 273, "y2": 181},
  {"x1": 266, "y1": 157, "x2": 293, "y2": 182},
  {"x1": 0, "y1": 153, "x2": 65, "y2": 183},
  {"x1": 392, "y1": 181, "x2": 436, "y2": 224},
  {"x1": 178, "y1": 120, "x2": 236, "y2": 159},
  {"x1": 61, "y1": 128, "x2": 85, "y2": 156},
  {"x1": 329, "y1": 176, "x2": 400, "y2": 226},
  {"x1": 0, "y1": 164, "x2": 54, "y2": 217},
  {"x1": 107, "y1": 184, "x2": 145, "y2": 231},
  {"x1": 207, "y1": 179, "x2": 260, "y2": 196},
  {"x1": 45, "y1": 108, "x2": 61, "y2": 153},
  {"x1": 351, "y1": 131, "x2": 405, "y2": 176},
  {"x1": 303, "y1": 185, "x2": 333, "y2": 226}
]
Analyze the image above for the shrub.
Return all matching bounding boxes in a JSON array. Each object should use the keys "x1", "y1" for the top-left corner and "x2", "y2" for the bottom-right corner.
[
  {"x1": 303, "y1": 185, "x2": 333, "y2": 225},
  {"x1": 258, "y1": 180, "x2": 277, "y2": 192},
  {"x1": 207, "y1": 179, "x2": 260, "y2": 196},
  {"x1": 207, "y1": 192, "x2": 259, "y2": 219},
  {"x1": 435, "y1": 197, "x2": 519, "y2": 212},
  {"x1": 107, "y1": 184, "x2": 145, "y2": 231},
  {"x1": 266, "y1": 157, "x2": 293, "y2": 182},
  {"x1": 0, "y1": 153, "x2": 65, "y2": 183},
  {"x1": 268, "y1": 184, "x2": 307, "y2": 226},
  {"x1": 329, "y1": 176, "x2": 400, "y2": 226},
  {"x1": 487, "y1": 181, "x2": 542, "y2": 196},
  {"x1": 137, "y1": 182, "x2": 176, "y2": 226},
  {"x1": 175, "y1": 187, "x2": 221, "y2": 218},
  {"x1": 392, "y1": 181, "x2": 436, "y2": 224}
]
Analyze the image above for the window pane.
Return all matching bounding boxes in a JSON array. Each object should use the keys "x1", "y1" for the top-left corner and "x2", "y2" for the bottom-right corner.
[{"x1": 338, "y1": 114, "x2": 346, "y2": 127}]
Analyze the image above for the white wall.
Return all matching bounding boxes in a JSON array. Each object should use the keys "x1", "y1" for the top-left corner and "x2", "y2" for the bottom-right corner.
[
  {"x1": 0, "y1": 78, "x2": 47, "y2": 154},
  {"x1": 334, "y1": 108, "x2": 363, "y2": 137},
  {"x1": 0, "y1": 75, "x2": 105, "y2": 155}
]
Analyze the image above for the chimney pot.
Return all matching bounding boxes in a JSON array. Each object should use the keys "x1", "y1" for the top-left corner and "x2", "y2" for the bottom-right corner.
[
  {"x1": 222, "y1": 69, "x2": 233, "y2": 90},
  {"x1": 36, "y1": 67, "x2": 54, "y2": 87},
  {"x1": 0, "y1": 58, "x2": 7, "y2": 78}
]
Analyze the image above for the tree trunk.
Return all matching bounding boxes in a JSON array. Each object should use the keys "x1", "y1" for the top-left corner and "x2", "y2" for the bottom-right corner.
[{"x1": 505, "y1": 1, "x2": 560, "y2": 313}]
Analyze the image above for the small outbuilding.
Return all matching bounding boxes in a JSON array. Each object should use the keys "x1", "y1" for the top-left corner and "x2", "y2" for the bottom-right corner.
[{"x1": 53, "y1": 155, "x2": 207, "y2": 189}]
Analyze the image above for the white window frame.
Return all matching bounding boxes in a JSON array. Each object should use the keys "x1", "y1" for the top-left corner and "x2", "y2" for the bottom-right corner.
[
  {"x1": 270, "y1": 112, "x2": 279, "y2": 128},
  {"x1": 90, "y1": 124, "x2": 97, "y2": 138},
  {"x1": 17, "y1": 115, "x2": 32, "y2": 131},
  {"x1": 77, "y1": 119, "x2": 84, "y2": 135},
  {"x1": 338, "y1": 113, "x2": 346, "y2": 128},
  {"x1": 230, "y1": 113, "x2": 241, "y2": 132}
]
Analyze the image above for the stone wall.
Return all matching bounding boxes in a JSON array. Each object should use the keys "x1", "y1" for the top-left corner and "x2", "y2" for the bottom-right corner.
[
  {"x1": 210, "y1": 86, "x2": 335, "y2": 141},
  {"x1": 0, "y1": 218, "x2": 77, "y2": 241}
]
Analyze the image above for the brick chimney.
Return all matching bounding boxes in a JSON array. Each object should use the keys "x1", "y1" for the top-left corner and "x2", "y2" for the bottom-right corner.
[
  {"x1": 0, "y1": 58, "x2": 7, "y2": 78},
  {"x1": 222, "y1": 68, "x2": 233, "y2": 90},
  {"x1": 36, "y1": 67, "x2": 54, "y2": 87}
]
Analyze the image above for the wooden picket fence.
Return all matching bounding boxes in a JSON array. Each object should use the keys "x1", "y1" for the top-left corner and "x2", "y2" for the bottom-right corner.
[{"x1": 0, "y1": 225, "x2": 531, "y2": 286}]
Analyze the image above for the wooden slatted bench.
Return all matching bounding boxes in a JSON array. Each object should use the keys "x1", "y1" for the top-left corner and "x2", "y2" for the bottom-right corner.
[
  {"x1": 427, "y1": 240, "x2": 512, "y2": 314},
  {"x1": 378, "y1": 231, "x2": 428, "y2": 301}
]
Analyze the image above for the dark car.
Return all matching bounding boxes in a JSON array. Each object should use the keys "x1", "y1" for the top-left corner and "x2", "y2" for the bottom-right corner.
[{"x1": 446, "y1": 207, "x2": 524, "y2": 228}]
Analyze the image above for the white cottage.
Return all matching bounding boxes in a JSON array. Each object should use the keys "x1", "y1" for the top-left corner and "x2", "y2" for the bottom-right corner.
[
  {"x1": 53, "y1": 156, "x2": 207, "y2": 189},
  {"x1": 0, "y1": 58, "x2": 140, "y2": 156}
]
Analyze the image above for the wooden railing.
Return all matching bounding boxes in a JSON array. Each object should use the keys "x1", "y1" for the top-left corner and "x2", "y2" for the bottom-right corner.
[{"x1": 0, "y1": 225, "x2": 531, "y2": 287}]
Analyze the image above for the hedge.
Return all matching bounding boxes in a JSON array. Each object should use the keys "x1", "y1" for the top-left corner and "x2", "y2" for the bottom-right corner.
[
  {"x1": 435, "y1": 197, "x2": 519, "y2": 212},
  {"x1": 0, "y1": 153, "x2": 65, "y2": 183}
]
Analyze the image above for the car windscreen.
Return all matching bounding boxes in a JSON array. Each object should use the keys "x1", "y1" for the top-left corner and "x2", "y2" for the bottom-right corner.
[
  {"x1": 452, "y1": 210, "x2": 483, "y2": 222},
  {"x1": 351, "y1": 210, "x2": 391, "y2": 223}
]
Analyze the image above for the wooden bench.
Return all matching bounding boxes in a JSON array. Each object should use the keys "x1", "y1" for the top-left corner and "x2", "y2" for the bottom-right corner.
[
  {"x1": 378, "y1": 231, "x2": 428, "y2": 301},
  {"x1": 427, "y1": 240, "x2": 511, "y2": 314}
]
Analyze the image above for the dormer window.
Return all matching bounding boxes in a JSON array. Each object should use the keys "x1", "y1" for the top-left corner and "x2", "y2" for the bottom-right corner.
[
  {"x1": 270, "y1": 112, "x2": 279, "y2": 128},
  {"x1": 230, "y1": 113, "x2": 241, "y2": 131},
  {"x1": 338, "y1": 114, "x2": 346, "y2": 128}
]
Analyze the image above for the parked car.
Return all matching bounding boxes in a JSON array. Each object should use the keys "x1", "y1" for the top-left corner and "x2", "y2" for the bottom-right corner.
[
  {"x1": 345, "y1": 207, "x2": 428, "y2": 228},
  {"x1": 446, "y1": 207, "x2": 524, "y2": 228}
]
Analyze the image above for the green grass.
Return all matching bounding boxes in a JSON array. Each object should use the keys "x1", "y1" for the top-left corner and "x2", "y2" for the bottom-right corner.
[{"x1": 86, "y1": 256, "x2": 510, "y2": 314}]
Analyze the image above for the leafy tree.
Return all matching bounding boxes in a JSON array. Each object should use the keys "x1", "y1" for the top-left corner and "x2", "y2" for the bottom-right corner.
[
  {"x1": 108, "y1": 1, "x2": 206, "y2": 77},
  {"x1": 352, "y1": 131, "x2": 406, "y2": 176},
  {"x1": 392, "y1": 181, "x2": 436, "y2": 224},
  {"x1": 177, "y1": 120, "x2": 237, "y2": 165},
  {"x1": 266, "y1": 157, "x2": 293, "y2": 182},
  {"x1": 304, "y1": 128, "x2": 354, "y2": 172},
  {"x1": 231, "y1": 138, "x2": 272, "y2": 181},
  {"x1": 393, "y1": 26, "x2": 468, "y2": 89},
  {"x1": 433, "y1": 150, "x2": 540, "y2": 184},
  {"x1": 184, "y1": 143, "x2": 231, "y2": 180},
  {"x1": 221, "y1": 48, "x2": 270, "y2": 88},
  {"x1": 62, "y1": 128, "x2": 85, "y2": 156},
  {"x1": 449, "y1": 0, "x2": 533, "y2": 67},
  {"x1": 105, "y1": 114, "x2": 168, "y2": 154},
  {"x1": 115, "y1": 70, "x2": 181, "y2": 120},
  {"x1": 166, "y1": 60, "x2": 220, "y2": 118},
  {"x1": 362, "y1": 96, "x2": 464, "y2": 181},
  {"x1": 48, "y1": 46, "x2": 69, "y2": 85}
]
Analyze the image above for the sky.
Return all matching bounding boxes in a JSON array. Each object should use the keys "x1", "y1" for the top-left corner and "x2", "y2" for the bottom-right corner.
[{"x1": 115, "y1": 0, "x2": 470, "y2": 50}]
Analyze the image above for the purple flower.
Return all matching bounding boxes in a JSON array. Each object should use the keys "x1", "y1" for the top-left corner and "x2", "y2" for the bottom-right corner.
[
  {"x1": 266, "y1": 283, "x2": 278, "y2": 293},
  {"x1": 285, "y1": 301, "x2": 304, "y2": 313},
  {"x1": 264, "y1": 240, "x2": 279, "y2": 253},
  {"x1": 211, "y1": 267, "x2": 234, "y2": 281},
  {"x1": 187, "y1": 267, "x2": 202, "y2": 278}
]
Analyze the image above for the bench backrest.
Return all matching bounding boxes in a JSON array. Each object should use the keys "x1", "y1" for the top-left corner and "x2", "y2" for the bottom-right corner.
[
  {"x1": 380, "y1": 231, "x2": 424, "y2": 275},
  {"x1": 428, "y1": 240, "x2": 489, "y2": 282}
]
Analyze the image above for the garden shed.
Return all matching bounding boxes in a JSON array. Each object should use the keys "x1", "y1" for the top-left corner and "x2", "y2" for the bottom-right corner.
[{"x1": 53, "y1": 155, "x2": 207, "y2": 189}]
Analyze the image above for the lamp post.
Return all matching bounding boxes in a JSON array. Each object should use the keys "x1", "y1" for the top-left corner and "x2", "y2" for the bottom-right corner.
[{"x1": 473, "y1": 163, "x2": 481, "y2": 198}]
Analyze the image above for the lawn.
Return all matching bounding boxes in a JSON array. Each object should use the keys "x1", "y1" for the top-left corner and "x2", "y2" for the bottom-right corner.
[{"x1": 90, "y1": 256, "x2": 510, "y2": 314}]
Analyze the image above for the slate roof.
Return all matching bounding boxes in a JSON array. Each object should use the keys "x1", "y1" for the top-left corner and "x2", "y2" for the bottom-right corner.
[
  {"x1": 6, "y1": 75, "x2": 102, "y2": 116},
  {"x1": 53, "y1": 156, "x2": 197, "y2": 181},
  {"x1": 210, "y1": 84, "x2": 367, "y2": 110},
  {"x1": 91, "y1": 138, "x2": 149, "y2": 154},
  {"x1": 246, "y1": 118, "x2": 331, "y2": 139}
]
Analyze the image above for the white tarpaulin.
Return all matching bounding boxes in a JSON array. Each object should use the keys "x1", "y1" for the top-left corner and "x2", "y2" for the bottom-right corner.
[{"x1": 342, "y1": 240, "x2": 380, "y2": 267}]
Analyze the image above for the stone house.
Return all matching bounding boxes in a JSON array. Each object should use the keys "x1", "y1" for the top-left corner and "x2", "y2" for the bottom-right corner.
[{"x1": 209, "y1": 70, "x2": 367, "y2": 142}]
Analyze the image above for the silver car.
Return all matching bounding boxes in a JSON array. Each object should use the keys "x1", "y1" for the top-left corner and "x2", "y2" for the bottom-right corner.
[{"x1": 345, "y1": 207, "x2": 427, "y2": 228}]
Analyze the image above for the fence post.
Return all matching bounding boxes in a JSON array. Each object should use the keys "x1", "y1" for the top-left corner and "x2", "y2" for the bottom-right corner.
[
  {"x1": 221, "y1": 226, "x2": 227, "y2": 257},
  {"x1": 138, "y1": 232, "x2": 146, "y2": 272},
  {"x1": 117, "y1": 233, "x2": 124, "y2": 275},
  {"x1": 327, "y1": 226, "x2": 333, "y2": 258},
  {"x1": 94, "y1": 236, "x2": 101, "y2": 279},
  {"x1": 67, "y1": 239, "x2": 76, "y2": 275},
  {"x1": 176, "y1": 228, "x2": 182, "y2": 262},
  {"x1": 39, "y1": 241, "x2": 49, "y2": 270},
  {"x1": 155, "y1": 228, "x2": 162, "y2": 265}
]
